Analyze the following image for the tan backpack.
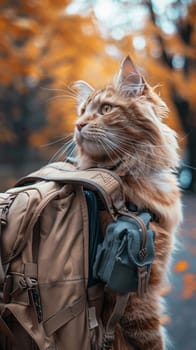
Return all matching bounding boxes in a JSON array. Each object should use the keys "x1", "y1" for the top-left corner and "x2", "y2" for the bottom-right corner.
[{"x1": 0, "y1": 162, "x2": 129, "y2": 350}]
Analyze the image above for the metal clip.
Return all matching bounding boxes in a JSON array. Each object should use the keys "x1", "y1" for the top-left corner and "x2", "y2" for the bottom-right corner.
[
  {"x1": 137, "y1": 266, "x2": 148, "y2": 297},
  {"x1": 139, "y1": 248, "x2": 147, "y2": 261},
  {"x1": 102, "y1": 333, "x2": 114, "y2": 350}
]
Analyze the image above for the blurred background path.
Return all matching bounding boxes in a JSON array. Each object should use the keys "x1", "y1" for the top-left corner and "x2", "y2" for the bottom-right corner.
[{"x1": 166, "y1": 192, "x2": 196, "y2": 350}]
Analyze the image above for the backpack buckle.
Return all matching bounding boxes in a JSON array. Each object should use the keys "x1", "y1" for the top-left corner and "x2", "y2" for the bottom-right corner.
[
  {"x1": 18, "y1": 276, "x2": 42, "y2": 322},
  {"x1": 0, "y1": 206, "x2": 9, "y2": 225},
  {"x1": 18, "y1": 277, "x2": 37, "y2": 289},
  {"x1": 0, "y1": 196, "x2": 15, "y2": 225}
]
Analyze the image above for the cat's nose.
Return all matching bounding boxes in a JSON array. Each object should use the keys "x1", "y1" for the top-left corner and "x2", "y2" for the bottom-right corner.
[{"x1": 76, "y1": 122, "x2": 87, "y2": 131}]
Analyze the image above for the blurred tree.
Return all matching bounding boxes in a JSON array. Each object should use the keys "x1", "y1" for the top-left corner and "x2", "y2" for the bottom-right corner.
[
  {"x1": 0, "y1": 0, "x2": 116, "y2": 162},
  {"x1": 149, "y1": 0, "x2": 196, "y2": 191}
]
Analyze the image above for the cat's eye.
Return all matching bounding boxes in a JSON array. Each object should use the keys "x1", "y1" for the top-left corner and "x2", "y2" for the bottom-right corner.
[{"x1": 100, "y1": 104, "x2": 113, "y2": 115}]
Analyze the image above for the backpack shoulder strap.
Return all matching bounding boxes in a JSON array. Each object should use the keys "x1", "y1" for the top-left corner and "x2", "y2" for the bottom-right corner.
[{"x1": 16, "y1": 162, "x2": 127, "y2": 220}]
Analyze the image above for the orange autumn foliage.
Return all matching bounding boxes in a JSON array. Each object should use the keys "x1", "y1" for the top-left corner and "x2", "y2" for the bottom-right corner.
[
  {"x1": 0, "y1": 0, "x2": 117, "y2": 146},
  {"x1": 174, "y1": 260, "x2": 189, "y2": 273},
  {"x1": 0, "y1": 0, "x2": 195, "y2": 150},
  {"x1": 181, "y1": 273, "x2": 196, "y2": 300}
]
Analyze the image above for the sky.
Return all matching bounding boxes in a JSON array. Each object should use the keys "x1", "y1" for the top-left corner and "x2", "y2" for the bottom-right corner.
[{"x1": 66, "y1": 0, "x2": 192, "y2": 39}]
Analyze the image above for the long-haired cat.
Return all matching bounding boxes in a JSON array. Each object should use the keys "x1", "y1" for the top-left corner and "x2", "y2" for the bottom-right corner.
[{"x1": 71, "y1": 56, "x2": 182, "y2": 350}]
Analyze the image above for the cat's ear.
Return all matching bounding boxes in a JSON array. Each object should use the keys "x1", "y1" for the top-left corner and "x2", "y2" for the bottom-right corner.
[
  {"x1": 73, "y1": 80, "x2": 94, "y2": 104},
  {"x1": 115, "y1": 56, "x2": 144, "y2": 96}
]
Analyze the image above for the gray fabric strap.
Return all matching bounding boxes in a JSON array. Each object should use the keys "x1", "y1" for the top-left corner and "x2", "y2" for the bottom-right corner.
[{"x1": 103, "y1": 293, "x2": 130, "y2": 350}]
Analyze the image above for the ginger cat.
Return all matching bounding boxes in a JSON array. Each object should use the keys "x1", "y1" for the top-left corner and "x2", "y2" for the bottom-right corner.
[{"x1": 73, "y1": 56, "x2": 182, "y2": 350}]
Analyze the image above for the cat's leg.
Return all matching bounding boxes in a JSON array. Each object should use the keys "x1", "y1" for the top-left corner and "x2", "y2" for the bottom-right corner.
[{"x1": 119, "y1": 291, "x2": 166, "y2": 350}]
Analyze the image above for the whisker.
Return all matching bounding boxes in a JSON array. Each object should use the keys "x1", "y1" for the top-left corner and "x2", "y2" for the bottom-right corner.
[
  {"x1": 66, "y1": 143, "x2": 77, "y2": 160},
  {"x1": 46, "y1": 95, "x2": 76, "y2": 103},
  {"x1": 40, "y1": 135, "x2": 71, "y2": 148},
  {"x1": 180, "y1": 163, "x2": 196, "y2": 171},
  {"x1": 116, "y1": 139, "x2": 179, "y2": 166},
  {"x1": 63, "y1": 84, "x2": 88, "y2": 104},
  {"x1": 41, "y1": 87, "x2": 68, "y2": 93},
  {"x1": 105, "y1": 138, "x2": 160, "y2": 173},
  {"x1": 106, "y1": 131, "x2": 175, "y2": 151},
  {"x1": 98, "y1": 138, "x2": 118, "y2": 167},
  {"x1": 102, "y1": 139, "x2": 132, "y2": 174},
  {"x1": 49, "y1": 137, "x2": 75, "y2": 163},
  {"x1": 49, "y1": 145, "x2": 67, "y2": 163},
  {"x1": 41, "y1": 84, "x2": 80, "y2": 104}
]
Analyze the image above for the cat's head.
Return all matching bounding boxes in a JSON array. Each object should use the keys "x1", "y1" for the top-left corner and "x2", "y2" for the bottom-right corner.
[{"x1": 73, "y1": 56, "x2": 179, "y2": 177}]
